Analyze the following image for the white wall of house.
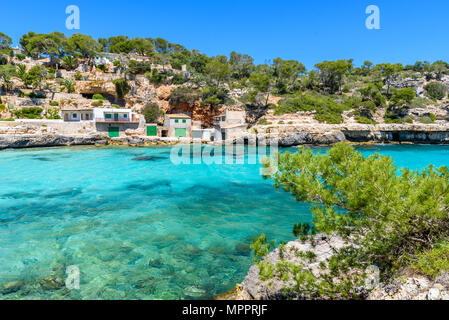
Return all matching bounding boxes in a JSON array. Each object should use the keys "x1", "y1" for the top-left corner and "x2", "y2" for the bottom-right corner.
[
  {"x1": 93, "y1": 108, "x2": 134, "y2": 122},
  {"x1": 62, "y1": 110, "x2": 94, "y2": 122}
]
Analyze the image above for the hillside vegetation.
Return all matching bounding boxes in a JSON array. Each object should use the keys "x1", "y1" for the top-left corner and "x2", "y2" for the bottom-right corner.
[{"x1": 1, "y1": 31, "x2": 449, "y2": 125}]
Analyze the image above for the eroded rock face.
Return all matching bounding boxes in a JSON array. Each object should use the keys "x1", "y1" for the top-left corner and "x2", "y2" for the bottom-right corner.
[
  {"x1": 0, "y1": 134, "x2": 108, "y2": 149},
  {"x1": 367, "y1": 272, "x2": 449, "y2": 300},
  {"x1": 235, "y1": 235, "x2": 449, "y2": 301},
  {"x1": 237, "y1": 235, "x2": 348, "y2": 300}
]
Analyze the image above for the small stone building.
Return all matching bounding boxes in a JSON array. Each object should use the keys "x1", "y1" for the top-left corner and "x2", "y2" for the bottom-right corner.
[
  {"x1": 62, "y1": 109, "x2": 94, "y2": 122},
  {"x1": 163, "y1": 114, "x2": 192, "y2": 138},
  {"x1": 214, "y1": 110, "x2": 247, "y2": 140}
]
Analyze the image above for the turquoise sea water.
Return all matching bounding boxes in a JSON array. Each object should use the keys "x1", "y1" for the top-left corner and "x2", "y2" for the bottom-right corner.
[{"x1": 1, "y1": 144, "x2": 449, "y2": 299}]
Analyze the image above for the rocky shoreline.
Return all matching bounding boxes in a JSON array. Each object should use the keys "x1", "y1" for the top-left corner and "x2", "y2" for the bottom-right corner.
[
  {"x1": 217, "y1": 235, "x2": 449, "y2": 301},
  {"x1": 1, "y1": 123, "x2": 449, "y2": 150}
]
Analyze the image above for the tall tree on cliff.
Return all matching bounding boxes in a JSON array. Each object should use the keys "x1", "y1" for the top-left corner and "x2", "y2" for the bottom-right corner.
[
  {"x1": 315, "y1": 59, "x2": 353, "y2": 94},
  {"x1": 272, "y1": 58, "x2": 306, "y2": 94},
  {"x1": 205, "y1": 55, "x2": 231, "y2": 87},
  {"x1": 65, "y1": 33, "x2": 101, "y2": 67},
  {"x1": 374, "y1": 63, "x2": 403, "y2": 96}
]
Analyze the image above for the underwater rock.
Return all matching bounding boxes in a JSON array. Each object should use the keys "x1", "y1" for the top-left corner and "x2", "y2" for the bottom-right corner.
[
  {"x1": 39, "y1": 276, "x2": 65, "y2": 291},
  {"x1": 183, "y1": 285, "x2": 207, "y2": 298},
  {"x1": 1, "y1": 281, "x2": 26, "y2": 295},
  {"x1": 135, "y1": 278, "x2": 157, "y2": 294},
  {"x1": 148, "y1": 259, "x2": 164, "y2": 268},
  {"x1": 132, "y1": 155, "x2": 167, "y2": 162},
  {"x1": 234, "y1": 242, "x2": 251, "y2": 256}
]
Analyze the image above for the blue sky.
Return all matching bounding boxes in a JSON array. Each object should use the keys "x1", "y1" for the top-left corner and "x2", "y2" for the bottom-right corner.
[{"x1": 1, "y1": 0, "x2": 449, "y2": 69}]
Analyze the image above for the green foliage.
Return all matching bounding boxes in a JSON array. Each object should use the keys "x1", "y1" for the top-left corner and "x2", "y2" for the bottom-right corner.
[
  {"x1": 293, "y1": 222, "x2": 317, "y2": 241},
  {"x1": 146, "y1": 69, "x2": 167, "y2": 85},
  {"x1": 390, "y1": 87, "x2": 416, "y2": 107},
  {"x1": 169, "y1": 87, "x2": 200, "y2": 106},
  {"x1": 275, "y1": 94, "x2": 351, "y2": 124},
  {"x1": 205, "y1": 56, "x2": 231, "y2": 86},
  {"x1": 200, "y1": 86, "x2": 232, "y2": 108},
  {"x1": 96, "y1": 64, "x2": 107, "y2": 72},
  {"x1": 65, "y1": 33, "x2": 101, "y2": 60},
  {"x1": 128, "y1": 60, "x2": 151, "y2": 74},
  {"x1": 424, "y1": 82, "x2": 447, "y2": 100},
  {"x1": 251, "y1": 234, "x2": 275, "y2": 260},
  {"x1": 143, "y1": 102, "x2": 164, "y2": 123},
  {"x1": 46, "y1": 108, "x2": 61, "y2": 119},
  {"x1": 14, "y1": 107, "x2": 43, "y2": 119},
  {"x1": 92, "y1": 94, "x2": 106, "y2": 100},
  {"x1": 49, "y1": 101, "x2": 59, "y2": 106},
  {"x1": 413, "y1": 241, "x2": 449, "y2": 278},
  {"x1": 315, "y1": 60, "x2": 353, "y2": 93},
  {"x1": 272, "y1": 58, "x2": 306, "y2": 94},
  {"x1": 356, "y1": 115, "x2": 378, "y2": 124},
  {"x1": 113, "y1": 79, "x2": 131, "y2": 99},
  {"x1": 74, "y1": 73, "x2": 83, "y2": 81},
  {"x1": 19, "y1": 31, "x2": 66, "y2": 59},
  {"x1": 91, "y1": 100, "x2": 104, "y2": 107},
  {"x1": 15, "y1": 54, "x2": 26, "y2": 61},
  {"x1": 62, "y1": 56, "x2": 78, "y2": 70},
  {"x1": 261, "y1": 143, "x2": 449, "y2": 298},
  {"x1": 418, "y1": 114, "x2": 436, "y2": 124}
]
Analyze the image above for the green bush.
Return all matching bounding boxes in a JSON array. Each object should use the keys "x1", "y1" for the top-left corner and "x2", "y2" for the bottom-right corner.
[
  {"x1": 113, "y1": 79, "x2": 131, "y2": 99},
  {"x1": 13, "y1": 107, "x2": 43, "y2": 119},
  {"x1": 49, "y1": 101, "x2": 59, "y2": 107},
  {"x1": 92, "y1": 94, "x2": 106, "y2": 100},
  {"x1": 46, "y1": 108, "x2": 61, "y2": 119},
  {"x1": 91, "y1": 100, "x2": 104, "y2": 107},
  {"x1": 146, "y1": 69, "x2": 167, "y2": 85},
  {"x1": 0, "y1": 118, "x2": 14, "y2": 121},
  {"x1": 424, "y1": 82, "x2": 447, "y2": 100},
  {"x1": 96, "y1": 64, "x2": 107, "y2": 72},
  {"x1": 15, "y1": 54, "x2": 26, "y2": 61},
  {"x1": 74, "y1": 73, "x2": 83, "y2": 81},
  {"x1": 356, "y1": 115, "x2": 377, "y2": 124},
  {"x1": 143, "y1": 103, "x2": 164, "y2": 123},
  {"x1": 111, "y1": 104, "x2": 121, "y2": 109},
  {"x1": 419, "y1": 114, "x2": 436, "y2": 124},
  {"x1": 169, "y1": 87, "x2": 200, "y2": 106},
  {"x1": 128, "y1": 60, "x2": 151, "y2": 74},
  {"x1": 275, "y1": 94, "x2": 350, "y2": 124},
  {"x1": 413, "y1": 242, "x2": 449, "y2": 278}
]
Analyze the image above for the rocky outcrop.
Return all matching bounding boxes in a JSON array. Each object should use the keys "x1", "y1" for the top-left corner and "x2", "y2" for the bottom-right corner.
[
  {"x1": 0, "y1": 134, "x2": 108, "y2": 149},
  {"x1": 368, "y1": 272, "x2": 449, "y2": 300},
  {"x1": 250, "y1": 123, "x2": 449, "y2": 146},
  {"x1": 235, "y1": 235, "x2": 349, "y2": 300},
  {"x1": 235, "y1": 236, "x2": 449, "y2": 301}
]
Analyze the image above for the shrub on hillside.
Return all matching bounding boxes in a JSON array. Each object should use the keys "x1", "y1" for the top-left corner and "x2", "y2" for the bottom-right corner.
[
  {"x1": 92, "y1": 94, "x2": 106, "y2": 100},
  {"x1": 46, "y1": 108, "x2": 61, "y2": 119},
  {"x1": 91, "y1": 100, "x2": 104, "y2": 107},
  {"x1": 13, "y1": 107, "x2": 43, "y2": 119},
  {"x1": 128, "y1": 60, "x2": 151, "y2": 75},
  {"x1": 169, "y1": 87, "x2": 200, "y2": 106},
  {"x1": 275, "y1": 94, "x2": 351, "y2": 124},
  {"x1": 143, "y1": 103, "x2": 164, "y2": 123},
  {"x1": 424, "y1": 82, "x2": 447, "y2": 100},
  {"x1": 113, "y1": 79, "x2": 131, "y2": 99}
]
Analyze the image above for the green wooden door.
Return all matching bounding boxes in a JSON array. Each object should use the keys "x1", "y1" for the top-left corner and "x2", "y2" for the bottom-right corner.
[
  {"x1": 175, "y1": 128, "x2": 187, "y2": 137},
  {"x1": 147, "y1": 126, "x2": 157, "y2": 136},
  {"x1": 108, "y1": 127, "x2": 119, "y2": 137}
]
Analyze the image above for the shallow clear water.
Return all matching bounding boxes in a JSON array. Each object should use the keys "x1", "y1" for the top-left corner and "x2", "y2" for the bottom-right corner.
[{"x1": 1, "y1": 144, "x2": 449, "y2": 300}]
